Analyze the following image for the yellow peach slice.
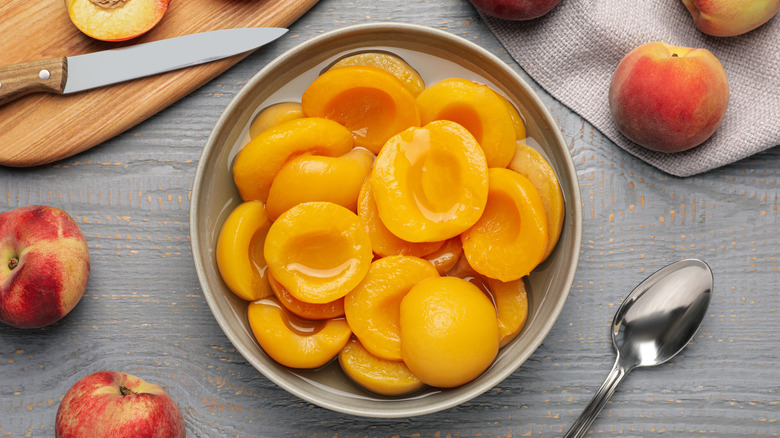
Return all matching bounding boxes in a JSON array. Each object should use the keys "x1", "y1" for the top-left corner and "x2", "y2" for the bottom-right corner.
[
  {"x1": 461, "y1": 168, "x2": 548, "y2": 282},
  {"x1": 216, "y1": 201, "x2": 273, "y2": 302},
  {"x1": 357, "y1": 179, "x2": 443, "y2": 258},
  {"x1": 494, "y1": 92, "x2": 527, "y2": 140},
  {"x1": 249, "y1": 102, "x2": 304, "y2": 138},
  {"x1": 444, "y1": 246, "x2": 482, "y2": 279},
  {"x1": 247, "y1": 298, "x2": 351, "y2": 369},
  {"x1": 371, "y1": 120, "x2": 489, "y2": 243},
  {"x1": 444, "y1": 254, "x2": 497, "y2": 302},
  {"x1": 328, "y1": 52, "x2": 426, "y2": 97},
  {"x1": 339, "y1": 336, "x2": 425, "y2": 396},
  {"x1": 508, "y1": 143, "x2": 564, "y2": 261},
  {"x1": 264, "y1": 202, "x2": 372, "y2": 304},
  {"x1": 301, "y1": 65, "x2": 421, "y2": 154},
  {"x1": 423, "y1": 238, "x2": 463, "y2": 276},
  {"x1": 400, "y1": 276, "x2": 500, "y2": 388},
  {"x1": 416, "y1": 78, "x2": 516, "y2": 168},
  {"x1": 232, "y1": 117, "x2": 354, "y2": 202},
  {"x1": 268, "y1": 273, "x2": 345, "y2": 320},
  {"x1": 486, "y1": 277, "x2": 529, "y2": 348},
  {"x1": 344, "y1": 255, "x2": 439, "y2": 361},
  {"x1": 266, "y1": 148, "x2": 374, "y2": 220},
  {"x1": 442, "y1": 255, "x2": 529, "y2": 348}
]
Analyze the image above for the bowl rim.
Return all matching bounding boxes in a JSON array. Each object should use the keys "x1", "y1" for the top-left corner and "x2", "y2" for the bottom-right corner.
[{"x1": 191, "y1": 22, "x2": 582, "y2": 418}]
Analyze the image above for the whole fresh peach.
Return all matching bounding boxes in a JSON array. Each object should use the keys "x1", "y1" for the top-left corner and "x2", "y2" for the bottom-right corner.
[
  {"x1": 681, "y1": 0, "x2": 780, "y2": 37},
  {"x1": 467, "y1": 0, "x2": 561, "y2": 21},
  {"x1": 608, "y1": 42, "x2": 729, "y2": 153},
  {"x1": 65, "y1": 0, "x2": 171, "y2": 41},
  {"x1": 0, "y1": 205, "x2": 90, "y2": 329},
  {"x1": 55, "y1": 371, "x2": 186, "y2": 438}
]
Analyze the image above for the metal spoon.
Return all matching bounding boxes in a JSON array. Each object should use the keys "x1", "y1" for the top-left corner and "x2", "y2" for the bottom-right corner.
[{"x1": 564, "y1": 259, "x2": 713, "y2": 438}]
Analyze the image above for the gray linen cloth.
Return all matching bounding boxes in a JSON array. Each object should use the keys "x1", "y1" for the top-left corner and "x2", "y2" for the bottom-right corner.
[{"x1": 481, "y1": 0, "x2": 780, "y2": 177}]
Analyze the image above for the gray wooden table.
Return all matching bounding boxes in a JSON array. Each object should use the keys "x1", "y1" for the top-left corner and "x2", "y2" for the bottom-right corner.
[{"x1": 2, "y1": 1, "x2": 778, "y2": 437}]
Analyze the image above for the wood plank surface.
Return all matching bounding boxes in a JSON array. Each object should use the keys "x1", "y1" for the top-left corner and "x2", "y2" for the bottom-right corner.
[
  {"x1": 2, "y1": 0, "x2": 779, "y2": 437},
  {"x1": 0, "y1": 0, "x2": 319, "y2": 167}
]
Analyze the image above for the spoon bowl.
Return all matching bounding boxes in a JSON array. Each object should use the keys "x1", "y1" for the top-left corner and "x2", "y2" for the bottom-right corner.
[
  {"x1": 614, "y1": 259, "x2": 713, "y2": 368},
  {"x1": 565, "y1": 259, "x2": 713, "y2": 437}
]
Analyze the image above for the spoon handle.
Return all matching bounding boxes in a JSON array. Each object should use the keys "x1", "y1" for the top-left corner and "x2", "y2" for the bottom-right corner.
[{"x1": 564, "y1": 359, "x2": 629, "y2": 438}]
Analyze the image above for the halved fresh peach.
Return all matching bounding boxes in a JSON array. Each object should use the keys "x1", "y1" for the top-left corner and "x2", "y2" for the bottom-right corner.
[
  {"x1": 266, "y1": 148, "x2": 374, "y2": 220},
  {"x1": 216, "y1": 201, "x2": 273, "y2": 302},
  {"x1": 371, "y1": 120, "x2": 489, "y2": 243},
  {"x1": 508, "y1": 143, "x2": 564, "y2": 262},
  {"x1": 65, "y1": 0, "x2": 170, "y2": 42},
  {"x1": 400, "y1": 276, "x2": 500, "y2": 388},
  {"x1": 416, "y1": 78, "x2": 516, "y2": 168},
  {"x1": 233, "y1": 117, "x2": 354, "y2": 202},
  {"x1": 301, "y1": 65, "x2": 421, "y2": 154},
  {"x1": 268, "y1": 272, "x2": 345, "y2": 320},
  {"x1": 247, "y1": 298, "x2": 351, "y2": 369},
  {"x1": 461, "y1": 168, "x2": 548, "y2": 282},
  {"x1": 357, "y1": 179, "x2": 443, "y2": 258},
  {"x1": 328, "y1": 52, "x2": 426, "y2": 97},
  {"x1": 264, "y1": 202, "x2": 372, "y2": 304},
  {"x1": 339, "y1": 336, "x2": 425, "y2": 396},
  {"x1": 249, "y1": 102, "x2": 304, "y2": 139},
  {"x1": 486, "y1": 277, "x2": 529, "y2": 348},
  {"x1": 344, "y1": 255, "x2": 439, "y2": 361}
]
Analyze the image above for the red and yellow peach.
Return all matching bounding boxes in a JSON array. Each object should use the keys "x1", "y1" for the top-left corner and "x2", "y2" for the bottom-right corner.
[{"x1": 608, "y1": 42, "x2": 729, "y2": 153}]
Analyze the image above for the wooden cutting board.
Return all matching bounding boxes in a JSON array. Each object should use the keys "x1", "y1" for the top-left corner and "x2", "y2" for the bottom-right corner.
[{"x1": 0, "y1": 0, "x2": 319, "y2": 167}]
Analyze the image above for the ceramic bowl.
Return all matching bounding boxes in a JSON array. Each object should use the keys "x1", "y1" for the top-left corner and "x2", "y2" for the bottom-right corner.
[{"x1": 191, "y1": 22, "x2": 582, "y2": 418}]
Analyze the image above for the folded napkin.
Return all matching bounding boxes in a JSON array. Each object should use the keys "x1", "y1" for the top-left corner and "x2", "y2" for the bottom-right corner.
[{"x1": 481, "y1": 1, "x2": 780, "y2": 177}]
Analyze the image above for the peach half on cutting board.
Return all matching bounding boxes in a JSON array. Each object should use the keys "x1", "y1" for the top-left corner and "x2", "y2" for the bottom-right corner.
[{"x1": 66, "y1": 0, "x2": 170, "y2": 42}]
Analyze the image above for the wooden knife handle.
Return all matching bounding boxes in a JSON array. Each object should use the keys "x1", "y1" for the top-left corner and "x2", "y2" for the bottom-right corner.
[{"x1": 0, "y1": 57, "x2": 67, "y2": 106}]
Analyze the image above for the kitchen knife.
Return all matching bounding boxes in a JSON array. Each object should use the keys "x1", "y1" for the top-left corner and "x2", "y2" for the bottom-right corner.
[{"x1": 0, "y1": 27, "x2": 287, "y2": 106}]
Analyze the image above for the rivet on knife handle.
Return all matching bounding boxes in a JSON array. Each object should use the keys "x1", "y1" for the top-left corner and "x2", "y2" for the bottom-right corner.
[{"x1": 0, "y1": 57, "x2": 68, "y2": 106}]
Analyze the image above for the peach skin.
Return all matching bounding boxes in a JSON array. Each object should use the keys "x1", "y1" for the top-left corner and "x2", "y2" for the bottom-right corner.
[
  {"x1": 608, "y1": 42, "x2": 729, "y2": 153},
  {"x1": 681, "y1": 0, "x2": 780, "y2": 37}
]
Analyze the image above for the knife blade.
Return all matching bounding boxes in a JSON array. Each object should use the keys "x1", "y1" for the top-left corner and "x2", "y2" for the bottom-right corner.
[{"x1": 0, "y1": 27, "x2": 287, "y2": 106}]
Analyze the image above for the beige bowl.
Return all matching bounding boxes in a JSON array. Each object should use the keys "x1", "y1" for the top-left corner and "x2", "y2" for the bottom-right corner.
[{"x1": 191, "y1": 22, "x2": 582, "y2": 418}]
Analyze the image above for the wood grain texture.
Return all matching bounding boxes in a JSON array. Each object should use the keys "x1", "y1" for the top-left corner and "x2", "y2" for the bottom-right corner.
[
  {"x1": 0, "y1": 58, "x2": 67, "y2": 106},
  {"x1": 2, "y1": 0, "x2": 779, "y2": 437},
  {"x1": 0, "y1": 0, "x2": 319, "y2": 167}
]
